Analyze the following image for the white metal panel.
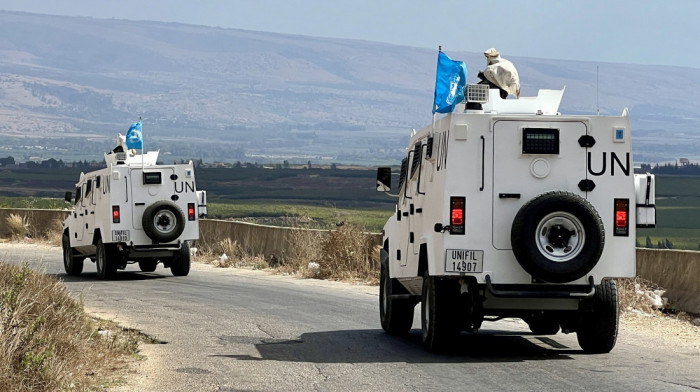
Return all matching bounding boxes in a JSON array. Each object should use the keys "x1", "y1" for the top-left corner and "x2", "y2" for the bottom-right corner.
[{"x1": 492, "y1": 120, "x2": 588, "y2": 249}]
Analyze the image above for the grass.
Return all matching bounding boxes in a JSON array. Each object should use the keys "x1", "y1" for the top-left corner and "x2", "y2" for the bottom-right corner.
[
  {"x1": 207, "y1": 201, "x2": 392, "y2": 232},
  {"x1": 5, "y1": 214, "x2": 29, "y2": 241},
  {"x1": 0, "y1": 197, "x2": 66, "y2": 210},
  {"x1": 0, "y1": 261, "x2": 148, "y2": 391}
]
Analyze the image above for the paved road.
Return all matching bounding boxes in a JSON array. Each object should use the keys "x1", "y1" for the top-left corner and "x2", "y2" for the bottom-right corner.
[{"x1": 2, "y1": 243, "x2": 699, "y2": 392}]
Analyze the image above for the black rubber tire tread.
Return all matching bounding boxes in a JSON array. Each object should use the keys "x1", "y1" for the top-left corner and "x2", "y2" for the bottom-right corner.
[
  {"x1": 421, "y1": 271, "x2": 461, "y2": 353},
  {"x1": 379, "y1": 250, "x2": 415, "y2": 335},
  {"x1": 577, "y1": 279, "x2": 619, "y2": 353},
  {"x1": 142, "y1": 201, "x2": 186, "y2": 243},
  {"x1": 170, "y1": 241, "x2": 191, "y2": 276},
  {"x1": 511, "y1": 191, "x2": 605, "y2": 283},
  {"x1": 62, "y1": 232, "x2": 84, "y2": 276},
  {"x1": 95, "y1": 238, "x2": 118, "y2": 280},
  {"x1": 526, "y1": 315, "x2": 561, "y2": 335},
  {"x1": 138, "y1": 260, "x2": 158, "y2": 272}
]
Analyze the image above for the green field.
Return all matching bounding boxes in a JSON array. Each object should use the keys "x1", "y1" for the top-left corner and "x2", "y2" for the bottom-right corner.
[
  {"x1": 635, "y1": 175, "x2": 700, "y2": 250},
  {"x1": 0, "y1": 196, "x2": 66, "y2": 210},
  {"x1": 207, "y1": 201, "x2": 392, "y2": 232}
]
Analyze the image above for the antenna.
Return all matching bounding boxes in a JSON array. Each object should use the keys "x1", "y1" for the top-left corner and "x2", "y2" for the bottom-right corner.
[
  {"x1": 140, "y1": 116, "x2": 144, "y2": 170},
  {"x1": 596, "y1": 66, "x2": 600, "y2": 115}
]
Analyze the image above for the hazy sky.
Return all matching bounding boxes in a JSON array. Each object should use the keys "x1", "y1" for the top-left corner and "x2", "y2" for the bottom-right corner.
[{"x1": 1, "y1": 0, "x2": 698, "y2": 68}]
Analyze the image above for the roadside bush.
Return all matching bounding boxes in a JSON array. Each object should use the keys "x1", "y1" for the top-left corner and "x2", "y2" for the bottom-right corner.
[
  {"x1": 5, "y1": 214, "x2": 29, "y2": 241},
  {"x1": 0, "y1": 262, "x2": 141, "y2": 391},
  {"x1": 317, "y1": 225, "x2": 379, "y2": 282},
  {"x1": 283, "y1": 227, "x2": 326, "y2": 277},
  {"x1": 618, "y1": 276, "x2": 663, "y2": 314}
]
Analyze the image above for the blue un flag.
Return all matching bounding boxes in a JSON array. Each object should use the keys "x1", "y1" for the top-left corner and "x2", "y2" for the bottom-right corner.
[
  {"x1": 126, "y1": 121, "x2": 143, "y2": 149},
  {"x1": 433, "y1": 51, "x2": 468, "y2": 114}
]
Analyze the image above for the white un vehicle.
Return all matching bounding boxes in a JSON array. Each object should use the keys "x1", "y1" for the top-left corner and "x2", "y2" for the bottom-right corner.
[
  {"x1": 62, "y1": 135, "x2": 207, "y2": 279},
  {"x1": 376, "y1": 84, "x2": 656, "y2": 353}
]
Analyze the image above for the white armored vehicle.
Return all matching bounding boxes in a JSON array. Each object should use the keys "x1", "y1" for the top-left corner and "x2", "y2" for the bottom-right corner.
[
  {"x1": 62, "y1": 136, "x2": 207, "y2": 279},
  {"x1": 376, "y1": 84, "x2": 656, "y2": 353}
]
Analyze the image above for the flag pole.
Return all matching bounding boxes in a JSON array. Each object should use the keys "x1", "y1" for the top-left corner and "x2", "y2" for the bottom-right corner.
[
  {"x1": 140, "y1": 116, "x2": 144, "y2": 170},
  {"x1": 432, "y1": 45, "x2": 442, "y2": 133}
]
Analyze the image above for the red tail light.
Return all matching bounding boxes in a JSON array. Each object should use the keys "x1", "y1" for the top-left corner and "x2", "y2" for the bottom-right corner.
[
  {"x1": 614, "y1": 199, "x2": 629, "y2": 236},
  {"x1": 112, "y1": 206, "x2": 120, "y2": 223},
  {"x1": 451, "y1": 208, "x2": 463, "y2": 225},
  {"x1": 188, "y1": 203, "x2": 196, "y2": 220},
  {"x1": 616, "y1": 211, "x2": 627, "y2": 227},
  {"x1": 449, "y1": 196, "x2": 465, "y2": 235}
]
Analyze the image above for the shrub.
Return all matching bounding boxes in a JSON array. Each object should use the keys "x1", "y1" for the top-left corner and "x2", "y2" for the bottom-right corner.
[
  {"x1": 5, "y1": 214, "x2": 29, "y2": 241},
  {"x1": 317, "y1": 225, "x2": 379, "y2": 282},
  {"x1": 283, "y1": 227, "x2": 326, "y2": 277}
]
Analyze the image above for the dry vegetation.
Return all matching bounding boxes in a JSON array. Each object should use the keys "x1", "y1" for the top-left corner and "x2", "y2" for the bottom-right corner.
[
  {"x1": 0, "y1": 262, "x2": 146, "y2": 391},
  {"x1": 5, "y1": 214, "x2": 29, "y2": 242},
  {"x1": 195, "y1": 224, "x2": 380, "y2": 283}
]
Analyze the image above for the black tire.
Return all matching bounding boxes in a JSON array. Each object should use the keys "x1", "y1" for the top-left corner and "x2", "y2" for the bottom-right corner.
[
  {"x1": 170, "y1": 241, "x2": 191, "y2": 277},
  {"x1": 138, "y1": 260, "x2": 158, "y2": 272},
  {"x1": 62, "y1": 232, "x2": 84, "y2": 276},
  {"x1": 511, "y1": 191, "x2": 605, "y2": 283},
  {"x1": 421, "y1": 270, "x2": 461, "y2": 352},
  {"x1": 526, "y1": 314, "x2": 561, "y2": 335},
  {"x1": 96, "y1": 238, "x2": 118, "y2": 280},
  {"x1": 577, "y1": 279, "x2": 619, "y2": 353},
  {"x1": 379, "y1": 249, "x2": 415, "y2": 335},
  {"x1": 142, "y1": 201, "x2": 186, "y2": 243}
]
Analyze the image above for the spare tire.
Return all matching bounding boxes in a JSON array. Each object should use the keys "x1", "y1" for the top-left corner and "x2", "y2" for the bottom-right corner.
[
  {"x1": 511, "y1": 191, "x2": 604, "y2": 283},
  {"x1": 142, "y1": 201, "x2": 186, "y2": 243}
]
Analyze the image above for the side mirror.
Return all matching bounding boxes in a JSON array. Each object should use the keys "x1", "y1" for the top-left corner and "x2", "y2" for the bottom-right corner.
[
  {"x1": 64, "y1": 191, "x2": 72, "y2": 203},
  {"x1": 376, "y1": 167, "x2": 391, "y2": 192}
]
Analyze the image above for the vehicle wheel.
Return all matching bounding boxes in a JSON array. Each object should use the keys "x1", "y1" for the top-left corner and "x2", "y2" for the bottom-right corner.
[
  {"x1": 379, "y1": 249, "x2": 415, "y2": 335},
  {"x1": 62, "y1": 232, "x2": 84, "y2": 276},
  {"x1": 511, "y1": 191, "x2": 605, "y2": 283},
  {"x1": 170, "y1": 241, "x2": 191, "y2": 277},
  {"x1": 138, "y1": 260, "x2": 158, "y2": 272},
  {"x1": 421, "y1": 270, "x2": 461, "y2": 352},
  {"x1": 526, "y1": 314, "x2": 561, "y2": 335},
  {"x1": 142, "y1": 201, "x2": 186, "y2": 243},
  {"x1": 577, "y1": 279, "x2": 619, "y2": 353},
  {"x1": 96, "y1": 238, "x2": 118, "y2": 280}
]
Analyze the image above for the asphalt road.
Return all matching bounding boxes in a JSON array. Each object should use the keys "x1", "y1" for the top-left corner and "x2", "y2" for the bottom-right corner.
[{"x1": 2, "y1": 243, "x2": 699, "y2": 392}]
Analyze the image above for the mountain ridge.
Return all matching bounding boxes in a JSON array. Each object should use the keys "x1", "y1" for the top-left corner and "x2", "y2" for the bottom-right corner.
[{"x1": 1, "y1": 10, "x2": 699, "y2": 164}]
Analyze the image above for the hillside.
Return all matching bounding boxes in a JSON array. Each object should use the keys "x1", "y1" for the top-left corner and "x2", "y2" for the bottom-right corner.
[{"x1": 2, "y1": 10, "x2": 700, "y2": 164}]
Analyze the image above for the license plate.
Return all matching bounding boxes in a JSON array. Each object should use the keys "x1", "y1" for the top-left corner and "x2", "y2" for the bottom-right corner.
[
  {"x1": 445, "y1": 249, "x2": 483, "y2": 273},
  {"x1": 112, "y1": 230, "x2": 130, "y2": 242}
]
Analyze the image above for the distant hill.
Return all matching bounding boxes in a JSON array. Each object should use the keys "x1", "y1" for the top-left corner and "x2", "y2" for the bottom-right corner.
[{"x1": 1, "y1": 10, "x2": 699, "y2": 164}]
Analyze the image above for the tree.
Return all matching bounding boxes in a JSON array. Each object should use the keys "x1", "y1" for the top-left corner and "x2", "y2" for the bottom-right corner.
[
  {"x1": 645, "y1": 236, "x2": 654, "y2": 248},
  {"x1": 0, "y1": 156, "x2": 15, "y2": 166},
  {"x1": 665, "y1": 238, "x2": 674, "y2": 249}
]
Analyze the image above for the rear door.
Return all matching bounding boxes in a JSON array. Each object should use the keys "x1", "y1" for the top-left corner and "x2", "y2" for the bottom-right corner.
[
  {"x1": 130, "y1": 167, "x2": 175, "y2": 230},
  {"x1": 491, "y1": 120, "x2": 588, "y2": 249}
]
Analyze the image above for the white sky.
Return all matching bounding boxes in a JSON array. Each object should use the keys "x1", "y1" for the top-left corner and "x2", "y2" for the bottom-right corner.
[{"x1": 1, "y1": 0, "x2": 697, "y2": 68}]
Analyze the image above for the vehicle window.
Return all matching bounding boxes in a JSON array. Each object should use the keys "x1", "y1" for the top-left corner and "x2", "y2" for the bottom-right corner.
[
  {"x1": 74, "y1": 186, "x2": 82, "y2": 205},
  {"x1": 410, "y1": 143, "x2": 422, "y2": 178}
]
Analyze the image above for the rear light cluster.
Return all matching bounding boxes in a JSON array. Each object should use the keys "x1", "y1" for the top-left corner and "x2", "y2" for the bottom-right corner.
[
  {"x1": 450, "y1": 196, "x2": 465, "y2": 235},
  {"x1": 188, "y1": 203, "x2": 196, "y2": 221},
  {"x1": 614, "y1": 198, "x2": 629, "y2": 236},
  {"x1": 112, "y1": 206, "x2": 120, "y2": 223}
]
